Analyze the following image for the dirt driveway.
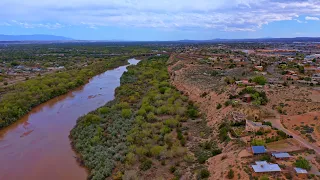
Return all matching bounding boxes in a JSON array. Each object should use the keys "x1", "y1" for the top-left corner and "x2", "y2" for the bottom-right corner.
[{"x1": 265, "y1": 108, "x2": 320, "y2": 155}]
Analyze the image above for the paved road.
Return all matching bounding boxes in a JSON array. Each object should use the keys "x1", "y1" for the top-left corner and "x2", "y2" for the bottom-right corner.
[{"x1": 265, "y1": 108, "x2": 320, "y2": 155}]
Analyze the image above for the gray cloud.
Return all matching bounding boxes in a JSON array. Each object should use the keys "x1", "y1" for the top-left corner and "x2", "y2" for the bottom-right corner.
[{"x1": 0, "y1": 0, "x2": 319, "y2": 31}]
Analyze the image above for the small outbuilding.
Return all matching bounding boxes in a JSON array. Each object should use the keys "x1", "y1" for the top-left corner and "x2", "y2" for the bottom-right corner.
[
  {"x1": 272, "y1": 152, "x2": 292, "y2": 159},
  {"x1": 243, "y1": 94, "x2": 252, "y2": 103},
  {"x1": 294, "y1": 167, "x2": 308, "y2": 178}
]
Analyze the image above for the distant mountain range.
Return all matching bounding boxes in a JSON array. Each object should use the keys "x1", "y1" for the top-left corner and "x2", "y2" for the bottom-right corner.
[
  {"x1": 0, "y1": 34, "x2": 72, "y2": 41},
  {"x1": 1, "y1": 35, "x2": 320, "y2": 43},
  {"x1": 178, "y1": 37, "x2": 320, "y2": 43}
]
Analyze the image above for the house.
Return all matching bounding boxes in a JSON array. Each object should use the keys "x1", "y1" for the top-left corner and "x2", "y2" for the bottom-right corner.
[
  {"x1": 255, "y1": 85, "x2": 263, "y2": 89},
  {"x1": 251, "y1": 161, "x2": 281, "y2": 173},
  {"x1": 254, "y1": 66, "x2": 263, "y2": 71},
  {"x1": 246, "y1": 120, "x2": 271, "y2": 132},
  {"x1": 252, "y1": 146, "x2": 267, "y2": 155},
  {"x1": 294, "y1": 167, "x2": 308, "y2": 178},
  {"x1": 287, "y1": 70, "x2": 296, "y2": 75},
  {"x1": 272, "y1": 152, "x2": 291, "y2": 159},
  {"x1": 243, "y1": 94, "x2": 252, "y2": 103},
  {"x1": 312, "y1": 74, "x2": 320, "y2": 82},
  {"x1": 268, "y1": 78, "x2": 284, "y2": 85},
  {"x1": 231, "y1": 112, "x2": 246, "y2": 122},
  {"x1": 297, "y1": 80, "x2": 318, "y2": 85}
]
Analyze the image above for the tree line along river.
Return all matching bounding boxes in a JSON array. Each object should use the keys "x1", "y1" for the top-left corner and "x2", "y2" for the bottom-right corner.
[{"x1": 0, "y1": 59, "x2": 140, "y2": 180}]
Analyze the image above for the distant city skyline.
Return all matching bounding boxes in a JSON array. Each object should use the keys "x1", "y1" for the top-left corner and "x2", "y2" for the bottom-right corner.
[{"x1": 1, "y1": 0, "x2": 320, "y2": 41}]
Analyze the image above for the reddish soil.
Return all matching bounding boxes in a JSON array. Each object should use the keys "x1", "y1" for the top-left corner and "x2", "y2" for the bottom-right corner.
[{"x1": 168, "y1": 54, "x2": 250, "y2": 179}]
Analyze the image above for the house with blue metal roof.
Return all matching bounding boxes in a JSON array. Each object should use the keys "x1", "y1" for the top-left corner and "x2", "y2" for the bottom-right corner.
[{"x1": 252, "y1": 146, "x2": 266, "y2": 155}]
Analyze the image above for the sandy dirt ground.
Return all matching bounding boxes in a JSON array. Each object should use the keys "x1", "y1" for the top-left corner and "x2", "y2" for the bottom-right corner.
[
  {"x1": 265, "y1": 86, "x2": 320, "y2": 116},
  {"x1": 282, "y1": 112, "x2": 320, "y2": 147},
  {"x1": 168, "y1": 54, "x2": 250, "y2": 179},
  {"x1": 168, "y1": 53, "x2": 320, "y2": 179}
]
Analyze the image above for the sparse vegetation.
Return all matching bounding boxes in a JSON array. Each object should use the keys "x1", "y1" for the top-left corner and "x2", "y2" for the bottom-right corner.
[
  {"x1": 252, "y1": 76, "x2": 267, "y2": 85},
  {"x1": 227, "y1": 169, "x2": 234, "y2": 179}
]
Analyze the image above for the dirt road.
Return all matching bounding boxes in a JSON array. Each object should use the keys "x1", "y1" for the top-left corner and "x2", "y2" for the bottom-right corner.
[{"x1": 265, "y1": 108, "x2": 320, "y2": 155}]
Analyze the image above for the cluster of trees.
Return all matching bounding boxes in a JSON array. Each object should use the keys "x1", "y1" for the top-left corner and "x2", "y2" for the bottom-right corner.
[
  {"x1": 251, "y1": 76, "x2": 267, "y2": 85},
  {"x1": 294, "y1": 157, "x2": 311, "y2": 170},
  {"x1": 71, "y1": 56, "x2": 208, "y2": 180},
  {"x1": 0, "y1": 56, "x2": 129, "y2": 129},
  {"x1": 239, "y1": 87, "x2": 268, "y2": 105},
  {"x1": 0, "y1": 43, "x2": 156, "y2": 62}
]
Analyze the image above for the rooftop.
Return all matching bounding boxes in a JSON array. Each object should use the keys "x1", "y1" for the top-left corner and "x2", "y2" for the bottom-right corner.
[
  {"x1": 246, "y1": 120, "x2": 270, "y2": 128},
  {"x1": 294, "y1": 167, "x2": 308, "y2": 174},
  {"x1": 252, "y1": 146, "x2": 267, "y2": 154},
  {"x1": 252, "y1": 161, "x2": 281, "y2": 173},
  {"x1": 272, "y1": 152, "x2": 291, "y2": 158}
]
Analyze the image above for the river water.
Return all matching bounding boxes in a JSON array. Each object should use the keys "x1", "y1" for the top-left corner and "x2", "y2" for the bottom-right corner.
[{"x1": 0, "y1": 58, "x2": 140, "y2": 180}]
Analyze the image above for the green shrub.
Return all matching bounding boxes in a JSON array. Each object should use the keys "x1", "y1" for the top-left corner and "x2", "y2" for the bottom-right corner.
[
  {"x1": 260, "y1": 154, "x2": 271, "y2": 161},
  {"x1": 294, "y1": 157, "x2": 311, "y2": 170},
  {"x1": 219, "y1": 127, "x2": 230, "y2": 142},
  {"x1": 164, "y1": 118, "x2": 179, "y2": 128},
  {"x1": 137, "y1": 108, "x2": 147, "y2": 116},
  {"x1": 227, "y1": 169, "x2": 234, "y2": 179},
  {"x1": 262, "y1": 121, "x2": 272, "y2": 126},
  {"x1": 212, "y1": 149, "x2": 222, "y2": 156},
  {"x1": 183, "y1": 154, "x2": 195, "y2": 163},
  {"x1": 251, "y1": 139, "x2": 265, "y2": 146},
  {"x1": 139, "y1": 159, "x2": 153, "y2": 171},
  {"x1": 150, "y1": 146, "x2": 165, "y2": 157},
  {"x1": 121, "y1": 108, "x2": 132, "y2": 118},
  {"x1": 260, "y1": 175, "x2": 269, "y2": 180},
  {"x1": 126, "y1": 152, "x2": 136, "y2": 165},
  {"x1": 116, "y1": 102, "x2": 130, "y2": 109},
  {"x1": 81, "y1": 114, "x2": 102, "y2": 126},
  {"x1": 187, "y1": 108, "x2": 199, "y2": 119},
  {"x1": 160, "y1": 126, "x2": 171, "y2": 134},
  {"x1": 146, "y1": 112, "x2": 156, "y2": 122},
  {"x1": 187, "y1": 104, "x2": 199, "y2": 119},
  {"x1": 216, "y1": 103, "x2": 222, "y2": 109},
  {"x1": 277, "y1": 130, "x2": 287, "y2": 139},
  {"x1": 252, "y1": 76, "x2": 267, "y2": 85},
  {"x1": 200, "y1": 169, "x2": 210, "y2": 179},
  {"x1": 98, "y1": 107, "x2": 110, "y2": 114},
  {"x1": 224, "y1": 100, "x2": 231, "y2": 107},
  {"x1": 170, "y1": 166, "x2": 176, "y2": 173}
]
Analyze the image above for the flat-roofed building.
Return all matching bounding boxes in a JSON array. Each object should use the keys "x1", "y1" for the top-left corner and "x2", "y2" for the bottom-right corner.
[
  {"x1": 272, "y1": 152, "x2": 291, "y2": 159},
  {"x1": 252, "y1": 161, "x2": 281, "y2": 173}
]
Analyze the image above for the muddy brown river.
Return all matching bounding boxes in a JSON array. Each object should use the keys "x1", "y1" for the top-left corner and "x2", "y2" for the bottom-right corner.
[{"x1": 0, "y1": 59, "x2": 140, "y2": 180}]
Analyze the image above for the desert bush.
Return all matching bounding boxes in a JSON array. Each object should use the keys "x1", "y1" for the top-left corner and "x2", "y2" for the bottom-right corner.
[
  {"x1": 227, "y1": 169, "x2": 234, "y2": 179},
  {"x1": 294, "y1": 157, "x2": 311, "y2": 170},
  {"x1": 199, "y1": 169, "x2": 210, "y2": 179},
  {"x1": 121, "y1": 109, "x2": 132, "y2": 118},
  {"x1": 98, "y1": 107, "x2": 110, "y2": 114},
  {"x1": 139, "y1": 159, "x2": 153, "y2": 171}
]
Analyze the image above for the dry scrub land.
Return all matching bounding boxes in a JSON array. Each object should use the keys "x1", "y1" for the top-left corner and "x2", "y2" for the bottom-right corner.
[{"x1": 168, "y1": 53, "x2": 320, "y2": 180}]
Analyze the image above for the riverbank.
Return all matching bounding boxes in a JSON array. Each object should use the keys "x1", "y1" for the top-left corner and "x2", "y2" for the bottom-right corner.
[
  {"x1": 0, "y1": 56, "x2": 130, "y2": 129},
  {"x1": 0, "y1": 58, "x2": 140, "y2": 180},
  {"x1": 70, "y1": 55, "x2": 217, "y2": 179}
]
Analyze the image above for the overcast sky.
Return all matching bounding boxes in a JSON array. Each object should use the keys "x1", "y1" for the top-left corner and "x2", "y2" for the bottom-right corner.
[{"x1": 0, "y1": 0, "x2": 320, "y2": 40}]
